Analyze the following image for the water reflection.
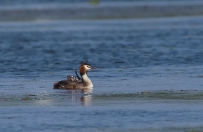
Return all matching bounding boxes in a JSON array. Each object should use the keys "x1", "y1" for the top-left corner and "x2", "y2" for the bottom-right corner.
[
  {"x1": 81, "y1": 88, "x2": 93, "y2": 106},
  {"x1": 81, "y1": 95, "x2": 92, "y2": 106},
  {"x1": 67, "y1": 88, "x2": 93, "y2": 106}
]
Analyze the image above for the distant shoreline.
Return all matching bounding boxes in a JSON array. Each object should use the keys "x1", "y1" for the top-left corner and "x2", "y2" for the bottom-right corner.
[{"x1": 0, "y1": 2, "x2": 203, "y2": 22}]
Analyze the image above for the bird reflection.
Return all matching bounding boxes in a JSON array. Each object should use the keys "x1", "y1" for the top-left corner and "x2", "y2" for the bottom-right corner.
[
  {"x1": 67, "y1": 88, "x2": 93, "y2": 106},
  {"x1": 81, "y1": 88, "x2": 93, "y2": 106}
]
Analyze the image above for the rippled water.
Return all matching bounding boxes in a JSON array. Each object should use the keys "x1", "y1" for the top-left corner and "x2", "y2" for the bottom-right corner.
[{"x1": 1, "y1": 16, "x2": 203, "y2": 131}]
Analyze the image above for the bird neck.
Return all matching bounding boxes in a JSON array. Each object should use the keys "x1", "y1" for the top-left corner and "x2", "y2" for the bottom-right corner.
[{"x1": 81, "y1": 73, "x2": 92, "y2": 84}]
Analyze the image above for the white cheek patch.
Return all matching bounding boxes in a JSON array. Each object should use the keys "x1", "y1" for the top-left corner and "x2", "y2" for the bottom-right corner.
[{"x1": 85, "y1": 65, "x2": 91, "y2": 70}]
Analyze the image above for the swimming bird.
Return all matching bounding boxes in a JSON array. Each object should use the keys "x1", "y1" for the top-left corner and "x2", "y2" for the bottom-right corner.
[{"x1": 53, "y1": 61, "x2": 94, "y2": 89}]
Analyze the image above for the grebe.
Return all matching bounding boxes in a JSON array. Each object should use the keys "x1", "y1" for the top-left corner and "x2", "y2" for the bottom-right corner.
[{"x1": 53, "y1": 61, "x2": 94, "y2": 89}]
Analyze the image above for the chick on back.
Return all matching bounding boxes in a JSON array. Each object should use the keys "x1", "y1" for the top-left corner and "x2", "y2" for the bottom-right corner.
[{"x1": 53, "y1": 61, "x2": 94, "y2": 89}]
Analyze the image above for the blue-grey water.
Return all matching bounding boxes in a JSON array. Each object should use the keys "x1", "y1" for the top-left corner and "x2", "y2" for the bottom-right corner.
[
  {"x1": 1, "y1": 8, "x2": 203, "y2": 132},
  {"x1": 0, "y1": 0, "x2": 202, "y2": 6}
]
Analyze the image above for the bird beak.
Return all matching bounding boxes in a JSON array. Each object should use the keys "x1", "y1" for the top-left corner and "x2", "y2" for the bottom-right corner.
[{"x1": 91, "y1": 66, "x2": 96, "y2": 69}]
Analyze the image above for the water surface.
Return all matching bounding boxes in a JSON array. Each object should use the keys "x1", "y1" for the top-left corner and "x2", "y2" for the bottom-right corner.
[{"x1": 1, "y1": 16, "x2": 203, "y2": 131}]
